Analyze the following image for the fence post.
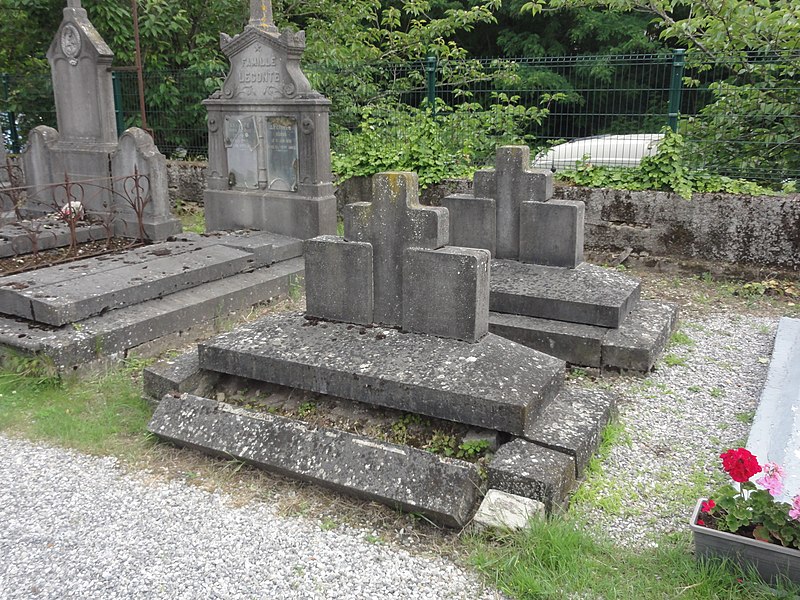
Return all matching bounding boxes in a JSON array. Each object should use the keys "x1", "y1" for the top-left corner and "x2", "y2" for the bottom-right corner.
[
  {"x1": 668, "y1": 49, "x2": 686, "y2": 132},
  {"x1": 425, "y1": 54, "x2": 438, "y2": 116},
  {"x1": 112, "y1": 72, "x2": 125, "y2": 136},
  {"x1": 2, "y1": 73, "x2": 21, "y2": 154}
]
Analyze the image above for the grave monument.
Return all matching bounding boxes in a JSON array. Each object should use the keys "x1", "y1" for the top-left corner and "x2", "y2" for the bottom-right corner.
[
  {"x1": 443, "y1": 146, "x2": 679, "y2": 371},
  {"x1": 21, "y1": 0, "x2": 180, "y2": 241},
  {"x1": 202, "y1": 0, "x2": 336, "y2": 239},
  {"x1": 146, "y1": 172, "x2": 618, "y2": 526}
]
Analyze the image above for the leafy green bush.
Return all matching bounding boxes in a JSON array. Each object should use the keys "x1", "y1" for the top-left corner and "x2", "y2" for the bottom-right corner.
[{"x1": 556, "y1": 128, "x2": 797, "y2": 198}]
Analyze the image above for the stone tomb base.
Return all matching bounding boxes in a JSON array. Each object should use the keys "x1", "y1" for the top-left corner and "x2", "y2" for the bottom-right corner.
[
  {"x1": 0, "y1": 232, "x2": 304, "y2": 370},
  {"x1": 488, "y1": 259, "x2": 679, "y2": 371},
  {"x1": 145, "y1": 348, "x2": 618, "y2": 527}
]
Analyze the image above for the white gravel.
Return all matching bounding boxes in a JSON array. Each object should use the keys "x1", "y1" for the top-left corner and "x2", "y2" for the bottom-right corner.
[
  {"x1": 0, "y1": 436, "x2": 503, "y2": 600},
  {"x1": 0, "y1": 310, "x2": 782, "y2": 596},
  {"x1": 571, "y1": 311, "x2": 779, "y2": 548}
]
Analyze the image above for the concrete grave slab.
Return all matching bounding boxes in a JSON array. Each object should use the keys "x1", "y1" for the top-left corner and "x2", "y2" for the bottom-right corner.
[
  {"x1": 142, "y1": 348, "x2": 220, "y2": 408},
  {"x1": 2, "y1": 244, "x2": 262, "y2": 325},
  {"x1": 747, "y1": 317, "x2": 800, "y2": 503},
  {"x1": 489, "y1": 300, "x2": 678, "y2": 371},
  {"x1": 0, "y1": 222, "x2": 108, "y2": 260},
  {"x1": 440, "y1": 194, "x2": 496, "y2": 256},
  {"x1": 149, "y1": 393, "x2": 483, "y2": 527},
  {"x1": 488, "y1": 439, "x2": 576, "y2": 514},
  {"x1": 520, "y1": 200, "x2": 585, "y2": 268},
  {"x1": 0, "y1": 258, "x2": 303, "y2": 370},
  {"x1": 490, "y1": 259, "x2": 641, "y2": 328},
  {"x1": 198, "y1": 313, "x2": 565, "y2": 435}
]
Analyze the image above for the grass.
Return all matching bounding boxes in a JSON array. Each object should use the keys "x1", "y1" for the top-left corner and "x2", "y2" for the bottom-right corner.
[
  {"x1": 0, "y1": 356, "x2": 153, "y2": 458},
  {"x1": 174, "y1": 199, "x2": 205, "y2": 234},
  {"x1": 469, "y1": 518, "x2": 799, "y2": 599}
]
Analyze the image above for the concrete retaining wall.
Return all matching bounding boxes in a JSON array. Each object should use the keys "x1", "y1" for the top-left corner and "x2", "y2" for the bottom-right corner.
[{"x1": 166, "y1": 165, "x2": 800, "y2": 271}]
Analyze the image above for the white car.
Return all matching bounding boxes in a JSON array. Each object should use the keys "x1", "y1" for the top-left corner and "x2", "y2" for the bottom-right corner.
[{"x1": 532, "y1": 133, "x2": 664, "y2": 171}]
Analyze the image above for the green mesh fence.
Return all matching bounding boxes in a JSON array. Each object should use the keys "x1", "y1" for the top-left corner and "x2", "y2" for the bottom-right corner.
[{"x1": 2, "y1": 51, "x2": 798, "y2": 183}]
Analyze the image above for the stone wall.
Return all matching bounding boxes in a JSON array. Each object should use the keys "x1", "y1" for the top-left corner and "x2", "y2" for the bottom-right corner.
[{"x1": 164, "y1": 164, "x2": 800, "y2": 271}]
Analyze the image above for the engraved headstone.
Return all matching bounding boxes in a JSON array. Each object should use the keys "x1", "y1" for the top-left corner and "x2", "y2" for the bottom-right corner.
[
  {"x1": 204, "y1": 2, "x2": 336, "y2": 239},
  {"x1": 20, "y1": 1, "x2": 180, "y2": 241}
]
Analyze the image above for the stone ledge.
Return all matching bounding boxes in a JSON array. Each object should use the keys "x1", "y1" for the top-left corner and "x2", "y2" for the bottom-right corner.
[{"x1": 149, "y1": 393, "x2": 484, "y2": 527}]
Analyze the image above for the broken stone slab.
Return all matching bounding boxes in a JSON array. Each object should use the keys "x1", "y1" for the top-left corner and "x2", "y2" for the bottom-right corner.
[
  {"x1": 472, "y1": 489, "x2": 545, "y2": 531},
  {"x1": 0, "y1": 258, "x2": 303, "y2": 370},
  {"x1": 488, "y1": 300, "x2": 678, "y2": 372},
  {"x1": 524, "y1": 386, "x2": 618, "y2": 478},
  {"x1": 490, "y1": 259, "x2": 641, "y2": 328},
  {"x1": 198, "y1": 313, "x2": 565, "y2": 435},
  {"x1": 3, "y1": 244, "x2": 261, "y2": 325},
  {"x1": 602, "y1": 301, "x2": 679, "y2": 372},
  {"x1": 488, "y1": 439, "x2": 576, "y2": 514},
  {"x1": 142, "y1": 348, "x2": 220, "y2": 407},
  {"x1": 149, "y1": 393, "x2": 483, "y2": 527}
]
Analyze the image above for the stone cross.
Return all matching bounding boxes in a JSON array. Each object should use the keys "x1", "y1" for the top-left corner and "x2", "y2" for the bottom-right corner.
[
  {"x1": 472, "y1": 146, "x2": 552, "y2": 259},
  {"x1": 344, "y1": 172, "x2": 449, "y2": 326},
  {"x1": 66, "y1": 0, "x2": 81, "y2": 7},
  {"x1": 249, "y1": 0, "x2": 274, "y2": 28}
]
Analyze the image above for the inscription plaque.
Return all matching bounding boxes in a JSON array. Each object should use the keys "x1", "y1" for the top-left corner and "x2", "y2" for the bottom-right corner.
[
  {"x1": 225, "y1": 115, "x2": 260, "y2": 190},
  {"x1": 265, "y1": 116, "x2": 298, "y2": 192}
]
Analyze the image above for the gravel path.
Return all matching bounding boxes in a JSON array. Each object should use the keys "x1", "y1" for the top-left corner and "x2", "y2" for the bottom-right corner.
[
  {"x1": 0, "y1": 310, "x2": 782, "y2": 596},
  {"x1": 0, "y1": 436, "x2": 503, "y2": 600},
  {"x1": 572, "y1": 311, "x2": 779, "y2": 548}
]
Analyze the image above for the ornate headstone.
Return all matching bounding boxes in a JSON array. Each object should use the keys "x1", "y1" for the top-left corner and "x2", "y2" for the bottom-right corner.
[
  {"x1": 443, "y1": 146, "x2": 584, "y2": 268},
  {"x1": 203, "y1": 1, "x2": 336, "y2": 239},
  {"x1": 305, "y1": 172, "x2": 489, "y2": 342},
  {"x1": 21, "y1": 1, "x2": 180, "y2": 241}
]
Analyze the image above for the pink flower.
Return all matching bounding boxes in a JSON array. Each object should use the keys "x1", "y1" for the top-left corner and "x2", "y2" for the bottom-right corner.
[
  {"x1": 755, "y1": 462, "x2": 785, "y2": 496},
  {"x1": 701, "y1": 499, "x2": 716, "y2": 513},
  {"x1": 790, "y1": 495, "x2": 800, "y2": 521}
]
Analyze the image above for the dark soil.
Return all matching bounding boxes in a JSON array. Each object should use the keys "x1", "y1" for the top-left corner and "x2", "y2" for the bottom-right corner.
[{"x1": 0, "y1": 237, "x2": 141, "y2": 276}]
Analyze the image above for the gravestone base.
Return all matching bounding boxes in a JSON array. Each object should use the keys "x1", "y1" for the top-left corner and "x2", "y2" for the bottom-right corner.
[
  {"x1": 143, "y1": 345, "x2": 619, "y2": 526},
  {"x1": 204, "y1": 189, "x2": 336, "y2": 240},
  {"x1": 489, "y1": 301, "x2": 679, "y2": 372},
  {"x1": 0, "y1": 232, "x2": 304, "y2": 371}
]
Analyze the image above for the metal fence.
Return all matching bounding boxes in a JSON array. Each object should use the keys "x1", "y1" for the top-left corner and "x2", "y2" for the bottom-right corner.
[{"x1": 2, "y1": 51, "x2": 798, "y2": 183}]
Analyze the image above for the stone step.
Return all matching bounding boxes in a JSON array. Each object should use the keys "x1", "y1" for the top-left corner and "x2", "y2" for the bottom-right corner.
[
  {"x1": 0, "y1": 222, "x2": 108, "y2": 259},
  {"x1": 0, "y1": 257, "x2": 304, "y2": 370},
  {"x1": 198, "y1": 314, "x2": 565, "y2": 436},
  {"x1": 490, "y1": 259, "x2": 641, "y2": 328},
  {"x1": 2, "y1": 244, "x2": 265, "y2": 325},
  {"x1": 0, "y1": 231, "x2": 300, "y2": 326},
  {"x1": 489, "y1": 300, "x2": 679, "y2": 372},
  {"x1": 747, "y1": 317, "x2": 800, "y2": 503},
  {"x1": 148, "y1": 393, "x2": 483, "y2": 527}
]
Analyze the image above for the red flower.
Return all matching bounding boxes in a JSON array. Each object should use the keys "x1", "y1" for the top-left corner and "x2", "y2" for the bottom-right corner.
[
  {"x1": 701, "y1": 499, "x2": 716, "y2": 513},
  {"x1": 720, "y1": 448, "x2": 761, "y2": 483},
  {"x1": 697, "y1": 519, "x2": 706, "y2": 526}
]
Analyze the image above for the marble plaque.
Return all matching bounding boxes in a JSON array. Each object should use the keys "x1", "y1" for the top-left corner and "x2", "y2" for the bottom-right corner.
[
  {"x1": 225, "y1": 115, "x2": 260, "y2": 190},
  {"x1": 265, "y1": 116, "x2": 298, "y2": 192}
]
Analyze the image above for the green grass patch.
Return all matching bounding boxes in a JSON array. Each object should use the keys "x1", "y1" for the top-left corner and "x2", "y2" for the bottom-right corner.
[
  {"x1": 670, "y1": 330, "x2": 695, "y2": 347},
  {"x1": 174, "y1": 199, "x2": 206, "y2": 234},
  {"x1": 469, "y1": 518, "x2": 799, "y2": 599},
  {"x1": 0, "y1": 358, "x2": 153, "y2": 458}
]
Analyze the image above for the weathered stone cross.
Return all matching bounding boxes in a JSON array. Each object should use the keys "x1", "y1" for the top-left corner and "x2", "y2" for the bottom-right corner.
[
  {"x1": 344, "y1": 173, "x2": 449, "y2": 326},
  {"x1": 66, "y1": 0, "x2": 81, "y2": 7},
  {"x1": 249, "y1": 0, "x2": 274, "y2": 28},
  {"x1": 472, "y1": 146, "x2": 552, "y2": 259}
]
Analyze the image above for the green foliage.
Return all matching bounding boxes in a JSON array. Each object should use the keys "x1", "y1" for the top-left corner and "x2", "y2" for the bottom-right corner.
[
  {"x1": 709, "y1": 484, "x2": 800, "y2": 550},
  {"x1": 332, "y1": 94, "x2": 549, "y2": 187},
  {"x1": 557, "y1": 128, "x2": 789, "y2": 198}
]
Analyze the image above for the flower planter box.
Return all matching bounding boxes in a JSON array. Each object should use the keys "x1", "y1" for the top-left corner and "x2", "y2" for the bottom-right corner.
[{"x1": 690, "y1": 499, "x2": 800, "y2": 585}]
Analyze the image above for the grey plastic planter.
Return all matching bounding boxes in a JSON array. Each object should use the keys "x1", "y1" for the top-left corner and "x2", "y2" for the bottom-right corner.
[{"x1": 690, "y1": 499, "x2": 800, "y2": 585}]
